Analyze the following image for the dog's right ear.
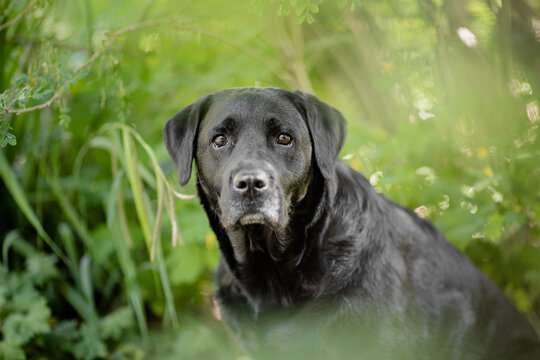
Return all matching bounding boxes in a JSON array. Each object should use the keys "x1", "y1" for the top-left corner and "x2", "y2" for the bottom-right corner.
[{"x1": 163, "y1": 95, "x2": 211, "y2": 186}]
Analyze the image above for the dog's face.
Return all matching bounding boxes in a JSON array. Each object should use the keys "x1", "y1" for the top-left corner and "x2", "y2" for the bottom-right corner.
[
  {"x1": 195, "y1": 89, "x2": 313, "y2": 231},
  {"x1": 164, "y1": 87, "x2": 346, "y2": 258}
]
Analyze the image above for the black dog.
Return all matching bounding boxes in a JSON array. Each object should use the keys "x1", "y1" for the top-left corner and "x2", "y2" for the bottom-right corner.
[{"x1": 164, "y1": 87, "x2": 540, "y2": 359}]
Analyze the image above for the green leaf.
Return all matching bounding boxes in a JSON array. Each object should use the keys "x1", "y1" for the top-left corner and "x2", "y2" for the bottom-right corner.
[
  {"x1": 11, "y1": 285, "x2": 42, "y2": 313},
  {"x1": 0, "y1": 121, "x2": 16, "y2": 148},
  {"x1": 0, "y1": 341, "x2": 25, "y2": 360},
  {"x1": 100, "y1": 307, "x2": 133, "y2": 340},
  {"x1": 7, "y1": 135, "x2": 16, "y2": 146},
  {"x1": 13, "y1": 74, "x2": 27, "y2": 87},
  {"x1": 281, "y1": 2, "x2": 291, "y2": 15},
  {"x1": 309, "y1": 3, "x2": 319, "y2": 13},
  {"x1": 25, "y1": 253, "x2": 59, "y2": 286},
  {"x1": 59, "y1": 113, "x2": 71, "y2": 127},
  {"x1": 0, "y1": 89, "x2": 11, "y2": 107},
  {"x1": 48, "y1": 320, "x2": 80, "y2": 353},
  {"x1": 307, "y1": 14, "x2": 315, "y2": 24},
  {"x1": 3, "y1": 298, "x2": 51, "y2": 346},
  {"x1": 295, "y1": 2, "x2": 307, "y2": 16},
  {"x1": 296, "y1": 14, "x2": 306, "y2": 24},
  {"x1": 73, "y1": 324, "x2": 107, "y2": 360}
]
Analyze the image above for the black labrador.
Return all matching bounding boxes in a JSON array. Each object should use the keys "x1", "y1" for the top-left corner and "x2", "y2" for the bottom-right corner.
[{"x1": 164, "y1": 87, "x2": 540, "y2": 359}]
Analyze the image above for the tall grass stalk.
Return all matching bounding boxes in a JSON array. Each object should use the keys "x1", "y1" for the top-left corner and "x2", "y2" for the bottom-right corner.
[
  {"x1": 108, "y1": 157, "x2": 148, "y2": 339},
  {"x1": 70, "y1": 121, "x2": 185, "y2": 334},
  {"x1": 121, "y1": 128, "x2": 179, "y2": 328},
  {"x1": 0, "y1": 150, "x2": 69, "y2": 265}
]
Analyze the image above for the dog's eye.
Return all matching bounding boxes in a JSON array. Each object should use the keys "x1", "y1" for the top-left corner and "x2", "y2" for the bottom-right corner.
[
  {"x1": 276, "y1": 133, "x2": 293, "y2": 146},
  {"x1": 212, "y1": 134, "x2": 228, "y2": 148}
]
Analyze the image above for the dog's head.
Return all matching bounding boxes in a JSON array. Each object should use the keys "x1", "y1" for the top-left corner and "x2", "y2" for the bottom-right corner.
[{"x1": 164, "y1": 88, "x2": 346, "y2": 257}]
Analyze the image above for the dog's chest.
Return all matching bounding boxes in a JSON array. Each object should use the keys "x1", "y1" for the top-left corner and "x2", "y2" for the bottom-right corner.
[{"x1": 236, "y1": 255, "x2": 317, "y2": 310}]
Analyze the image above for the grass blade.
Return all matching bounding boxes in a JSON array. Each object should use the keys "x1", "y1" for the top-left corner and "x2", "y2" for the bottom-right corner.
[
  {"x1": 122, "y1": 128, "x2": 153, "y2": 247},
  {"x1": 47, "y1": 170, "x2": 94, "y2": 248},
  {"x1": 0, "y1": 151, "x2": 69, "y2": 265},
  {"x1": 58, "y1": 223, "x2": 80, "y2": 289},
  {"x1": 119, "y1": 126, "x2": 178, "y2": 328},
  {"x1": 107, "y1": 162, "x2": 148, "y2": 339},
  {"x1": 152, "y1": 178, "x2": 179, "y2": 328},
  {"x1": 62, "y1": 285, "x2": 99, "y2": 326},
  {"x1": 80, "y1": 255, "x2": 96, "y2": 311},
  {"x1": 2, "y1": 230, "x2": 26, "y2": 267}
]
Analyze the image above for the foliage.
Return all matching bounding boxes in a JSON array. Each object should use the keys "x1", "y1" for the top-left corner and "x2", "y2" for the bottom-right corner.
[
  {"x1": 0, "y1": 0, "x2": 539, "y2": 358},
  {"x1": 0, "y1": 234, "x2": 139, "y2": 359}
]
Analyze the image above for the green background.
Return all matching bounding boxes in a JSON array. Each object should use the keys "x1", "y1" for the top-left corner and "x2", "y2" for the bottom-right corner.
[{"x1": 0, "y1": 0, "x2": 539, "y2": 358}]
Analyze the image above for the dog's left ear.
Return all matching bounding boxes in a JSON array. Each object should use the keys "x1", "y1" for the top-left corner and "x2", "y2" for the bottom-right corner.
[
  {"x1": 163, "y1": 95, "x2": 211, "y2": 186},
  {"x1": 287, "y1": 89, "x2": 347, "y2": 181}
]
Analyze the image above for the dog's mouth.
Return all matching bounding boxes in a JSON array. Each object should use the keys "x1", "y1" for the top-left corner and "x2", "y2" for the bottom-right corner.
[
  {"x1": 220, "y1": 188, "x2": 286, "y2": 231},
  {"x1": 239, "y1": 213, "x2": 267, "y2": 226},
  {"x1": 231, "y1": 207, "x2": 283, "y2": 230},
  {"x1": 217, "y1": 188, "x2": 293, "y2": 262}
]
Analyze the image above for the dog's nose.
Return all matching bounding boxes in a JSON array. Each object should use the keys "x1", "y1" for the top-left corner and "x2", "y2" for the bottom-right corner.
[{"x1": 232, "y1": 169, "x2": 269, "y2": 195}]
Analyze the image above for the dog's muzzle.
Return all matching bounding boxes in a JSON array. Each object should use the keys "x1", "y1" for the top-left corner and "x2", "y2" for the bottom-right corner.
[{"x1": 219, "y1": 162, "x2": 284, "y2": 230}]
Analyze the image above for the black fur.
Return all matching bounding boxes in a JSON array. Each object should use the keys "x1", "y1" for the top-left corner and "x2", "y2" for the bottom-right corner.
[{"x1": 164, "y1": 87, "x2": 540, "y2": 359}]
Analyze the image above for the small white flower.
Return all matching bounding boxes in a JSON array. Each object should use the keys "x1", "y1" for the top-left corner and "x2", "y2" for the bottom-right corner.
[
  {"x1": 526, "y1": 102, "x2": 539, "y2": 123},
  {"x1": 369, "y1": 170, "x2": 383, "y2": 186},
  {"x1": 457, "y1": 27, "x2": 478, "y2": 48},
  {"x1": 418, "y1": 110, "x2": 435, "y2": 120}
]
